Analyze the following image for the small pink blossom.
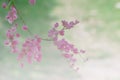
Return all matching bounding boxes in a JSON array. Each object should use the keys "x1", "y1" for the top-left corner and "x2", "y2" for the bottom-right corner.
[
  {"x1": 59, "y1": 30, "x2": 64, "y2": 36},
  {"x1": 72, "y1": 48, "x2": 79, "y2": 54},
  {"x1": 6, "y1": 25, "x2": 17, "y2": 39},
  {"x1": 11, "y1": 40, "x2": 19, "y2": 53},
  {"x1": 16, "y1": 33, "x2": 20, "y2": 37},
  {"x1": 6, "y1": 6, "x2": 17, "y2": 24},
  {"x1": 48, "y1": 28, "x2": 58, "y2": 40},
  {"x1": 61, "y1": 20, "x2": 79, "y2": 29},
  {"x1": 29, "y1": 0, "x2": 36, "y2": 5},
  {"x1": 22, "y1": 25, "x2": 28, "y2": 31},
  {"x1": 54, "y1": 22, "x2": 59, "y2": 28},
  {"x1": 63, "y1": 53, "x2": 72, "y2": 58},
  {"x1": 2, "y1": 2, "x2": 7, "y2": 8}
]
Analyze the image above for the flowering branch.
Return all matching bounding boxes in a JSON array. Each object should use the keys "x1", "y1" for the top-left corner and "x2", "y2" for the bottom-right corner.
[{"x1": 2, "y1": 0, "x2": 86, "y2": 71}]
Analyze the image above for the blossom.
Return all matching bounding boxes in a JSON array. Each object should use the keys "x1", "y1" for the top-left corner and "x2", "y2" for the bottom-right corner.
[
  {"x1": 16, "y1": 33, "x2": 20, "y2": 37},
  {"x1": 29, "y1": 0, "x2": 36, "y2": 5},
  {"x1": 62, "y1": 53, "x2": 73, "y2": 58},
  {"x1": 17, "y1": 36, "x2": 42, "y2": 64},
  {"x1": 59, "y1": 30, "x2": 64, "y2": 36},
  {"x1": 55, "y1": 39, "x2": 79, "y2": 53},
  {"x1": 2, "y1": 2, "x2": 7, "y2": 8},
  {"x1": 48, "y1": 20, "x2": 85, "y2": 71},
  {"x1": 54, "y1": 22, "x2": 59, "y2": 28},
  {"x1": 11, "y1": 40, "x2": 19, "y2": 53},
  {"x1": 61, "y1": 20, "x2": 79, "y2": 29},
  {"x1": 6, "y1": 6, "x2": 17, "y2": 24},
  {"x1": 22, "y1": 25, "x2": 28, "y2": 31},
  {"x1": 5, "y1": 24, "x2": 19, "y2": 53},
  {"x1": 48, "y1": 20, "x2": 80, "y2": 54},
  {"x1": 48, "y1": 28, "x2": 58, "y2": 40}
]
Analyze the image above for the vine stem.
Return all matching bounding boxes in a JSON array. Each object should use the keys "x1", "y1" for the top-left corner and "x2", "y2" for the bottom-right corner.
[
  {"x1": 41, "y1": 38, "x2": 53, "y2": 41},
  {"x1": 11, "y1": 0, "x2": 52, "y2": 41},
  {"x1": 12, "y1": 1, "x2": 33, "y2": 35}
]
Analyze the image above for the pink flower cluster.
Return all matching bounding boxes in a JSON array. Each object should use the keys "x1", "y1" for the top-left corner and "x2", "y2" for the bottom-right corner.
[
  {"x1": 5, "y1": 24, "x2": 42, "y2": 66},
  {"x1": 5, "y1": 25, "x2": 42, "y2": 66},
  {"x1": 18, "y1": 36, "x2": 42, "y2": 65},
  {"x1": 3, "y1": 1, "x2": 42, "y2": 66},
  {"x1": 6, "y1": 6, "x2": 17, "y2": 24},
  {"x1": 62, "y1": 20, "x2": 79, "y2": 29},
  {"x1": 5, "y1": 25, "x2": 42, "y2": 65},
  {"x1": 5, "y1": 24, "x2": 20, "y2": 53},
  {"x1": 55, "y1": 39, "x2": 79, "y2": 54},
  {"x1": 48, "y1": 20, "x2": 80, "y2": 40},
  {"x1": 48, "y1": 20, "x2": 85, "y2": 70},
  {"x1": 48, "y1": 20, "x2": 80, "y2": 53}
]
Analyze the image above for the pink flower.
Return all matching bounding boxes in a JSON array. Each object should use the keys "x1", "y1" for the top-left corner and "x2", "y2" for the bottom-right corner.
[
  {"x1": 22, "y1": 25, "x2": 28, "y2": 31},
  {"x1": 63, "y1": 53, "x2": 72, "y2": 58},
  {"x1": 55, "y1": 39, "x2": 77, "y2": 53},
  {"x1": 48, "y1": 20, "x2": 81, "y2": 54},
  {"x1": 54, "y1": 22, "x2": 59, "y2": 28},
  {"x1": 48, "y1": 20, "x2": 84, "y2": 70},
  {"x1": 11, "y1": 40, "x2": 19, "y2": 53},
  {"x1": 16, "y1": 33, "x2": 20, "y2": 37},
  {"x1": 6, "y1": 6, "x2": 17, "y2": 24},
  {"x1": 48, "y1": 28, "x2": 58, "y2": 40},
  {"x1": 18, "y1": 36, "x2": 42, "y2": 64},
  {"x1": 5, "y1": 24, "x2": 20, "y2": 53},
  {"x1": 2, "y1": 2, "x2": 7, "y2": 8},
  {"x1": 6, "y1": 25, "x2": 17, "y2": 39},
  {"x1": 61, "y1": 20, "x2": 69, "y2": 28},
  {"x1": 61, "y1": 20, "x2": 79, "y2": 29},
  {"x1": 59, "y1": 30, "x2": 64, "y2": 36},
  {"x1": 72, "y1": 48, "x2": 79, "y2": 54},
  {"x1": 29, "y1": 0, "x2": 36, "y2": 5}
]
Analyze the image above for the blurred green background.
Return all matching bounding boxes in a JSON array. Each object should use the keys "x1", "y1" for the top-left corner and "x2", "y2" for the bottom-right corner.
[{"x1": 0, "y1": 0, "x2": 120, "y2": 80}]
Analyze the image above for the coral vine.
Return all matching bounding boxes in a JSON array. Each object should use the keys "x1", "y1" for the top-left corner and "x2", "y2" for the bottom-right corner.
[{"x1": 2, "y1": 0, "x2": 85, "y2": 70}]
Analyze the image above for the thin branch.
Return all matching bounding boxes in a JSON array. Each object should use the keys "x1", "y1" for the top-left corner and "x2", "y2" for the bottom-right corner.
[{"x1": 12, "y1": 1, "x2": 53, "y2": 41}]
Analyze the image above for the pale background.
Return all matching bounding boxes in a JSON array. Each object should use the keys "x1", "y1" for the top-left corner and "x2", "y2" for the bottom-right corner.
[{"x1": 0, "y1": 0, "x2": 120, "y2": 80}]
